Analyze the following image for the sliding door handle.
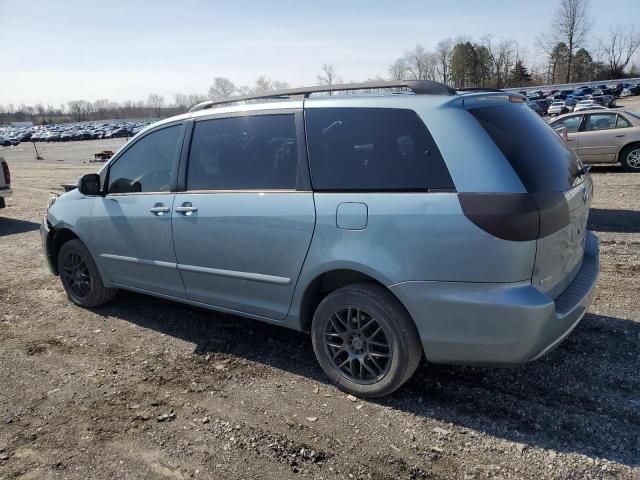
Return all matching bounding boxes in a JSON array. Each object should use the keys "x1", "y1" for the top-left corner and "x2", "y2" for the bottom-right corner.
[{"x1": 175, "y1": 202, "x2": 198, "y2": 216}]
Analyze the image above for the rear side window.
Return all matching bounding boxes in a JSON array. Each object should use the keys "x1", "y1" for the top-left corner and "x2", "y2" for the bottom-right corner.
[
  {"x1": 305, "y1": 108, "x2": 453, "y2": 191},
  {"x1": 187, "y1": 114, "x2": 298, "y2": 190},
  {"x1": 470, "y1": 105, "x2": 580, "y2": 193},
  {"x1": 616, "y1": 115, "x2": 631, "y2": 128}
]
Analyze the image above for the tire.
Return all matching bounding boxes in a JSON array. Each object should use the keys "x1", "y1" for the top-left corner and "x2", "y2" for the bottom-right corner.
[
  {"x1": 619, "y1": 144, "x2": 640, "y2": 172},
  {"x1": 311, "y1": 283, "x2": 422, "y2": 398},
  {"x1": 58, "y1": 239, "x2": 116, "y2": 307}
]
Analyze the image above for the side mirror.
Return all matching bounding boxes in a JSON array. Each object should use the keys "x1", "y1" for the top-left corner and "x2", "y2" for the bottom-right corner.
[{"x1": 78, "y1": 173, "x2": 101, "y2": 196}]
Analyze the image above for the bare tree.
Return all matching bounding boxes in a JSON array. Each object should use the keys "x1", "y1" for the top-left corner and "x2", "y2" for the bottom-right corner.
[
  {"x1": 271, "y1": 80, "x2": 289, "y2": 90},
  {"x1": 404, "y1": 45, "x2": 438, "y2": 80},
  {"x1": 483, "y1": 36, "x2": 517, "y2": 88},
  {"x1": 208, "y1": 77, "x2": 237, "y2": 99},
  {"x1": 553, "y1": 0, "x2": 591, "y2": 82},
  {"x1": 174, "y1": 93, "x2": 188, "y2": 110},
  {"x1": 67, "y1": 100, "x2": 93, "y2": 122},
  {"x1": 93, "y1": 98, "x2": 111, "y2": 119},
  {"x1": 388, "y1": 45, "x2": 439, "y2": 82},
  {"x1": 146, "y1": 94, "x2": 165, "y2": 118},
  {"x1": 435, "y1": 39, "x2": 454, "y2": 84},
  {"x1": 254, "y1": 76, "x2": 273, "y2": 93},
  {"x1": 187, "y1": 94, "x2": 207, "y2": 107},
  {"x1": 599, "y1": 24, "x2": 640, "y2": 78},
  {"x1": 317, "y1": 64, "x2": 341, "y2": 86},
  {"x1": 388, "y1": 58, "x2": 407, "y2": 80},
  {"x1": 253, "y1": 76, "x2": 289, "y2": 93}
]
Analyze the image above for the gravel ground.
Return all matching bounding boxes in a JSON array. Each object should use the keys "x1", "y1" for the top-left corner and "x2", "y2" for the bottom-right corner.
[{"x1": 0, "y1": 133, "x2": 639, "y2": 479}]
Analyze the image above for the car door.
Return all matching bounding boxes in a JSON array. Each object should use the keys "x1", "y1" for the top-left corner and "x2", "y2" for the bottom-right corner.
[
  {"x1": 612, "y1": 113, "x2": 634, "y2": 157},
  {"x1": 172, "y1": 111, "x2": 315, "y2": 320},
  {"x1": 577, "y1": 112, "x2": 619, "y2": 163},
  {"x1": 89, "y1": 123, "x2": 187, "y2": 298}
]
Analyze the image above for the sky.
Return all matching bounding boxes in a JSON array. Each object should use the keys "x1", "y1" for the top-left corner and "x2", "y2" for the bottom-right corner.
[{"x1": 1, "y1": 0, "x2": 638, "y2": 106}]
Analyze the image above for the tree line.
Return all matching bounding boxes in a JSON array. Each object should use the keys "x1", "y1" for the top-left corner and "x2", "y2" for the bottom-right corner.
[
  {"x1": 0, "y1": 76, "x2": 293, "y2": 124},
  {"x1": 389, "y1": 0, "x2": 639, "y2": 88},
  {"x1": 1, "y1": 0, "x2": 638, "y2": 125}
]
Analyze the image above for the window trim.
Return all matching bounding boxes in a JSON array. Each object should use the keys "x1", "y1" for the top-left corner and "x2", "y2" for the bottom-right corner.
[
  {"x1": 104, "y1": 121, "x2": 187, "y2": 196},
  {"x1": 303, "y1": 106, "x2": 456, "y2": 193},
  {"x1": 179, "y1": 109, "x2": 308, "y2": 193}
]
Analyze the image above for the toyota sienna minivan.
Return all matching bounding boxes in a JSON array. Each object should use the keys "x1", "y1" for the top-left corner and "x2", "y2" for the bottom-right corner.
[{"x1": 42, "y1": 80, "x2": 599, "y2": 397}]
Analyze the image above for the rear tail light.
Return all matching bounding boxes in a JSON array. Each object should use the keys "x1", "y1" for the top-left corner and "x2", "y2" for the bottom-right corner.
[
  {"x1": 1, "y1": 161, "x2": 9, "y2": 187},
  {"x1": 458, "y1": 192, "x2": 569, "y2": 242}
]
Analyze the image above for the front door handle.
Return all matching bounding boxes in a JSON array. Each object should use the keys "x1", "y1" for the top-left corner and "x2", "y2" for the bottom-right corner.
[
  {"x1": 175, "y1": 202, "x2": 198, "y2": 216},
  {"x1": 150, "y1": 203, "x2": 170, "y2": 216},
  {"x1": 615, "y1": 134, "x2": 625, "y2": 137}
]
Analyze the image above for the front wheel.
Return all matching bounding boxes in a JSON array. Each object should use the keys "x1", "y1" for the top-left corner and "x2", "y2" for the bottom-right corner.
[
  {"x1": 620, "y1": 145, "x2": 640, "y2": 172},
  {"x1": 311, "y1": 283, "x2": 422, "y2": 398},
  {"x1": 58, "y1": 239, "x2": 117, "y2": 307}
]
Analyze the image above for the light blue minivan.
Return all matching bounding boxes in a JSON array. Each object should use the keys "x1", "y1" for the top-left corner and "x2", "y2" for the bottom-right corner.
[{"x1": 42, "y1": 81, "x2": 599, "y2": 397}]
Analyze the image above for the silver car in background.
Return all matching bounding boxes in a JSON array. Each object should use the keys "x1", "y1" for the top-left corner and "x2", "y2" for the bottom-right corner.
[
  {"x1": 549, "y1": 110, "x2": 640, "y2": 171},
  {"x1": 41, "y1": 81, "x2": 599, "y2": 397}
]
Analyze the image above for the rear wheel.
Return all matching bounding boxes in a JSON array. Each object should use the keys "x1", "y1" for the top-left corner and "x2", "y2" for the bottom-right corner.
[
  {"x1": 620, "y1": 144, "x2": 640, "y2": 172},
  {"x1": 58, "y1": 239, "x2": 116, "y2": 307},
  {"x1": 311, "y1": 283, "x2": 422, "y2": 398}
]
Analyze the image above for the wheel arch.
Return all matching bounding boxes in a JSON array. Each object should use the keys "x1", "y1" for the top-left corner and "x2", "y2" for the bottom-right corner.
[
  {"x1": 49, "y1": 224, "x2": 99, "y2": 277},
  {"x1": 297, "y1": 268, "x2": 413, "y2": 333},
  {"x1": 619, "y1": 141, "x2": 640, "y2": 160}
]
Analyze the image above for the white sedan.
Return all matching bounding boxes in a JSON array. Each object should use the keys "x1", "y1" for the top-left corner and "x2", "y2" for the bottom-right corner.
[
  {"x1": 548, "y1": 101, "x2": 572, "y2": 116},
  {"x1": 573, "y1": 100, "x2": 607, "y2": 113}
]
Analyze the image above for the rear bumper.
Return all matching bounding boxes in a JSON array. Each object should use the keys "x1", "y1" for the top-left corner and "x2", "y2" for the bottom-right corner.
[{"x1": 390, "y1": 232, "x2": 599, "y2": 366}]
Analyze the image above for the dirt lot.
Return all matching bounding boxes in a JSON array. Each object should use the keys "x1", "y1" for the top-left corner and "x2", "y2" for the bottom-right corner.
[{"x1": 1, "y1": 127, "x2": 639, "y2": 479}]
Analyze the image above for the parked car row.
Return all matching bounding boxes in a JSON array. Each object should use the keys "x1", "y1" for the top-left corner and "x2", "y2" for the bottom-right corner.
[
  {"x1": 522, "y1": 82, "x2": 633, "y2": 101},
  {"x1": 0, "y1": 120, "x2": 151, "y2": 147},
  {"x1": 520, "y1": 84, "x2": 625, "y2": 116},
  {"x1": 619, "y1": 83, "x2": 640, "y2": 97}
]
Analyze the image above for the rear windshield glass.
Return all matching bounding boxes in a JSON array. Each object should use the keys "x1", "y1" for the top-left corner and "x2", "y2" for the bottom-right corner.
[{"x1": 469, "y1": 104, "x2": 580, "y2": 192}]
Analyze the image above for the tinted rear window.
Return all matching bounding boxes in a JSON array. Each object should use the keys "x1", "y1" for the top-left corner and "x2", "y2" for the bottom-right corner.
[
  {"x1": 470, "y1": 104, "x2": 580, "y2": 192},
  {"x1": 305, "y1": 108, "x2": 454, "y2": 191}
]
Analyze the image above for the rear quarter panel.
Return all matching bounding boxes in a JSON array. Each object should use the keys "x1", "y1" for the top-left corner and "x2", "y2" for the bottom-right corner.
[{"x1": 285, "y1": 192, "x2": 537, "y2": 329}]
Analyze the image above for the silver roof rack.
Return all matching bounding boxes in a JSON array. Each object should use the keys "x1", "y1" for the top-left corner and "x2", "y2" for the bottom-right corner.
[{"x1": 188, "y1": 80, "x2": 457, "y2": 112}]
